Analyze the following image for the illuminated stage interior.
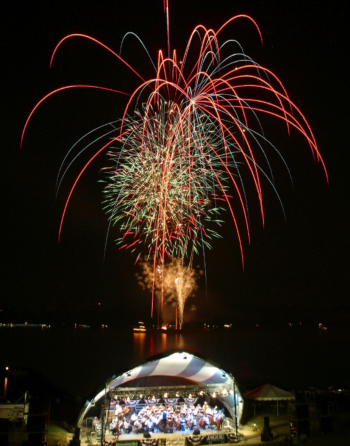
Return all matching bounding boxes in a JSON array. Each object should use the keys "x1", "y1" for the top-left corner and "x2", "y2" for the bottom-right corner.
[{"x1": 77, "y1": 351, "x2": 243, "y2": 443}]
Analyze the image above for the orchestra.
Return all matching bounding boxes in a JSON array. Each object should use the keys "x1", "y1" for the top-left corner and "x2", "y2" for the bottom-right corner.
[{"x1": 108, "y1": 401, "x2": 225, "y2": 436}]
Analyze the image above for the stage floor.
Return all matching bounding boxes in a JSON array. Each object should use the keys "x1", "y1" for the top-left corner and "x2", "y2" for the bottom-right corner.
[{"x1": 80, "y1": 427, "x2": 234, "y2": 445}]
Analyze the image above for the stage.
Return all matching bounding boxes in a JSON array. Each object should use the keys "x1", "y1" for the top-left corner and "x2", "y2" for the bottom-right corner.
[{"x1": 80, "y1": 425, "x2": 238, "y2": 445}]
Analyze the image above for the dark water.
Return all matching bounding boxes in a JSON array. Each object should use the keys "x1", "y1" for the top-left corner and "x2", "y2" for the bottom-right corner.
[{"x1": 1, "y1": 325, "x2": 349, "y2": 399}]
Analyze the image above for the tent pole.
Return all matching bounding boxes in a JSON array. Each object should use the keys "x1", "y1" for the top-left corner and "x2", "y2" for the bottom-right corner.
[
  {"x1": 277, "y1": 399, "x2": 279, "y2": 416},
  {"x1": 254, "y1": 401, "x2": 256, "y2": 416}
]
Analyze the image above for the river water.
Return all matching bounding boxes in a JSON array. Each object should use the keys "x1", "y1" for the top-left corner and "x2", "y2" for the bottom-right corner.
[{"x1": 1, "y1": 324, "x2": 349, "y2": 399}]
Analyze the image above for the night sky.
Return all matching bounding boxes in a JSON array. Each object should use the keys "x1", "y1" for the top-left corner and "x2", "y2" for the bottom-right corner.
[{"x1": 2, "y1": 0, "x2": 349, "y2": 326}]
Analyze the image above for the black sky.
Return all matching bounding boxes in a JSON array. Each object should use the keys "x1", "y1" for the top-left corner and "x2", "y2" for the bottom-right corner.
[{"x1": 2, "y1": 0, "x2": 349, "y2": 324}]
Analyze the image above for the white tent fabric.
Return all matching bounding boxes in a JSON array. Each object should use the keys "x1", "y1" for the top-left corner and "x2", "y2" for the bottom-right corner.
[
  {"x1": 244, "y1": 383, "x2": 295, "y2": 401},
  {"x1": 77, "y1": 351, "x2": 243, "y2": 427},
  {"x1": 108, "y1": 352, "x2": 231, "y2": 388}
]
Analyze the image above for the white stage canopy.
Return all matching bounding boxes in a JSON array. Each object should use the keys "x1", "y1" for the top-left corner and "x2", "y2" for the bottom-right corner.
[{"x1": 77, "y1": 350, "x2": 243, "y2": 427}]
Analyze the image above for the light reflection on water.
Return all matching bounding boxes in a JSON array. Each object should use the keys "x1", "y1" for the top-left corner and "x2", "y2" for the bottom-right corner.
[{"x1": 1, "y1": 326, "x2": 348, "y2": 398}]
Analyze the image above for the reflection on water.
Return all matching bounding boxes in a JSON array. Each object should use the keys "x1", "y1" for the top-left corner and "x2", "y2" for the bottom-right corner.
[
  {"x1": 160, "y1": 333, "x2": 167, "y2": 352},
  {"x1": 133, "y1": 333, "x2": 146, "y2": 358},
  {"x1": 3, "y1": 377, "x2": 7, "y2": 399},
  {"x1": 1, "y1": 326, "x2": 348, "y2": 398},
  {"x1": 133, "y1": 332, "x2": 184, "y2": 360},
  {"x1": 174, "y1": 333, "x2": 185, "y2": 349}
]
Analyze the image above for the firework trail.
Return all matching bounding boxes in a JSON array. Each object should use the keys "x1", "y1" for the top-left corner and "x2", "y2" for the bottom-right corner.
[
  {"x1": 21, "y1": 1, "x2": 327, "y2": 317},
  {"x1": 136, "y1": 257, "x2": 200, "y2": 329}
]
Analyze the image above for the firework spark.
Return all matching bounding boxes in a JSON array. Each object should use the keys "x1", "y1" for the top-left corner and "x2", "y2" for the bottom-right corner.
[
  {"x1": 136, "y1": 257, "x2": 200, "y2": 328},
  {"x1": 21, "y1": 1, "x2": 327, "y2": 318}
]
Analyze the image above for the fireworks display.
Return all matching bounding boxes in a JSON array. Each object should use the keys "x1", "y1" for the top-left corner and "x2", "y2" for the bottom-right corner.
[
  {"x1": 21, "y1": 1, "x2": 327, "y2": 323},
  {"x1": 136, "y1": 257, "x2": 200, "y2": 329}
]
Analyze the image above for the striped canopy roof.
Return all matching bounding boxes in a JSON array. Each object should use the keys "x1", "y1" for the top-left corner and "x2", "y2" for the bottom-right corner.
[
  {"x1": 109, "y1": 351, "x2": 231, "y2": 388},
  {"x1": 77, "y1": 350, "x2": 242, "y2": 427}
]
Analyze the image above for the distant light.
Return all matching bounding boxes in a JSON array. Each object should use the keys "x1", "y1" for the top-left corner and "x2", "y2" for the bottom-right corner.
[
  {"x1": 5, "y1": 366, "x2": 9, "y2": 371},
  {"x1": 98, "y1": 303, "x2": 101, "y2": 306}
]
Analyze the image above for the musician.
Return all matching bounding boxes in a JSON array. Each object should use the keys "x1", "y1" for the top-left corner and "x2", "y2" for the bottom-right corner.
[
  {"x1": 114, "y1": 404, "x2": 122, "y2": 416},
  {"x1": 130, "y1": 411, "x2": 138, "y2": 423},
  {"x1": 216, "y1": 411, "x2": 224, "y2": 430},
  {"x1": 145, "y1": 417, "x2": 154, "y2": 432},
  {"x1": 194, "y1": 404, "x2": 201, "y2": 416},
  {"x1": 186, "y1": 413, "x2": 194, "y2": 430},
  {"x1": 109, "y1": 420, "x2": 117, "y2": 434},
  {"x1": 173, "y1": 414, "x2": 181, "y2": 430},
  {"x1": 192, "y1": 415, "x2": 198, "y2": 428},
  {"x1": 200, "y1": 414, "x2": 210, "y2": 429},
  {"x1": 134, "y1": 419, "x2": 143, "y2": 433},
  {"x1": 151, "y1": 414, "x2": 160, "y2": 431},
  {"x1": 116, "y1": 419, "x2": 123, "y2": 439}
]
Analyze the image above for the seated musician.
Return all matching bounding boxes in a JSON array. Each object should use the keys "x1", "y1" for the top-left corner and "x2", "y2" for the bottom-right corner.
[
  {"x1": 206, "y1": 405, "x2": 213, "y2": 415},
  {"x1": 134, "y1": 419, "x2": 143, "y2": 433},
  {"x1": 218, "y1": 411, "x2": 224, "y2": 430},
  {"x1": 114, "y1": 404, "x2": 122, "y2": 416},
  {"x1": 192, "y1": 415, "x2": 198, "y2": 428},
  {"x1": 130, "y1": 411, "x2": 138, "y2": 423},
  {"x1": 110, "y1": 420, "x2": 117, "y2": 434},
  {"x1": 186, "y1": 413, "x2": 194, "y2": 430},
  {"x1": 123, "y1": 418, "x2": 131, "y2": 433},
  {"x1": 201, "y1": 415, "x2": 210, "y2": 429},
  {"x1": 173, "y1": 414, "x2": 181, "y2": 430},
  {"x1": 194, "y1": 404, "x2": 202, "y2": 416},
  {"x1": 151, "y1": 413, "x2": 159, "y2": 431},
  {"x1": 145, "y1": 417, "x2": 154, "y2": 432}
]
